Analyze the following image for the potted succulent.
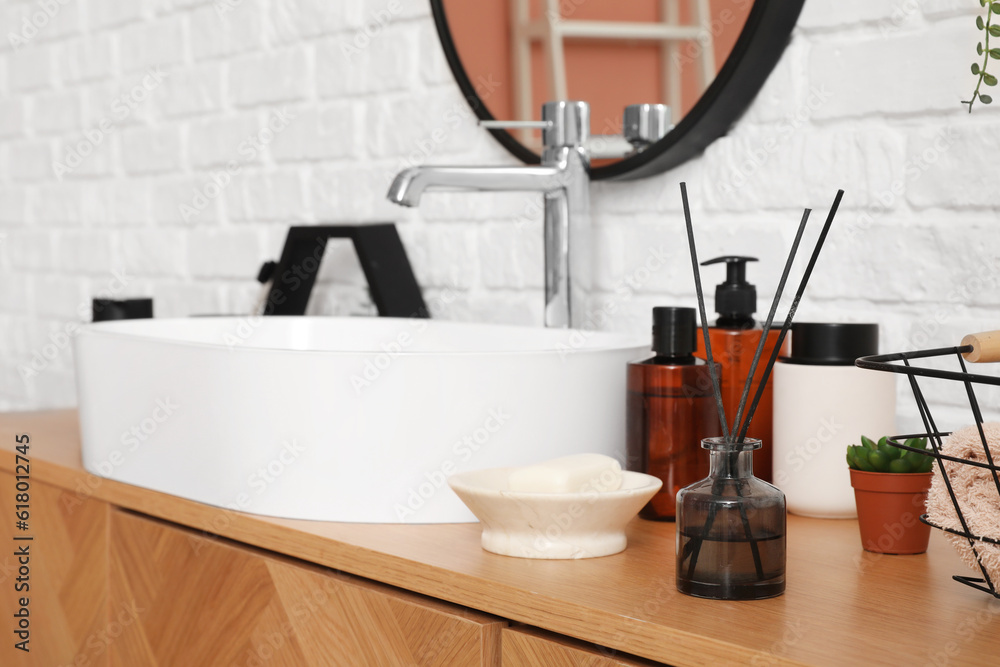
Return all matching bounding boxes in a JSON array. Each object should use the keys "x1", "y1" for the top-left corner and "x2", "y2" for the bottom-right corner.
[{"x1": 846, "y1": 436, "x2": 934, "y2": 554}]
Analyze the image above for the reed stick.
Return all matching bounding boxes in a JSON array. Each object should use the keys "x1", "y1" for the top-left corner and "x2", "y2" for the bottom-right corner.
[
  {"x1": 730, "y1": 208, "x2": 812, "y2": 440},
  {"x1": 680, "y1": 182, "x2": 729, "y2": 442},
  {"x1": 736, "y1": 189, "x2": 844, "y2": 443}
]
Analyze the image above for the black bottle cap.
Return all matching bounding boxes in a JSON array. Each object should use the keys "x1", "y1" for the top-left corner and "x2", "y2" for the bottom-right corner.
[
  {"x1": 701, "y1": 256, "x2": 758, "y2": 326},
  {"x1": 784, "y1": 322, "x2": 879, "y2": 365},
  {"x1": 92, "y1": 298, "x2": 153, "y2": 322},
  {"x1": 651, "y1": 307, "x2": 697, "y2": 357}
]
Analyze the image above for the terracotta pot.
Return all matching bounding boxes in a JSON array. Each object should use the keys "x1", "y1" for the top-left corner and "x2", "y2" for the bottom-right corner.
[{"x1": 849, "y1": 469, "x2": 933, "y2": 554}]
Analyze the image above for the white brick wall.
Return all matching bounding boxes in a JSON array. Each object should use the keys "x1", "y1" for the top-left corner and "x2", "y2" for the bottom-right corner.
[{"x1": 0, "y1": 0, "x2": 997, "y2": 433}]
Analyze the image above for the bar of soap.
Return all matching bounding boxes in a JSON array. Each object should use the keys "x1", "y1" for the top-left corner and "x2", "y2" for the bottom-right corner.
[{"x1": 507, "y1": 454, "x2": 623, "y2": 494}]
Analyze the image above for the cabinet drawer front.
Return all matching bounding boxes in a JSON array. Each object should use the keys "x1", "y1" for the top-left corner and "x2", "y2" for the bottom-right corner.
[
  {"x1": 502, "y1": 627, "x2": 659, "y2": 667},
  {"x1": 0, "y1": 473, "x2": 109, "y2": 667},
  {"x1": 109, "y1": 510, "x2": 502, "y2": 666}
]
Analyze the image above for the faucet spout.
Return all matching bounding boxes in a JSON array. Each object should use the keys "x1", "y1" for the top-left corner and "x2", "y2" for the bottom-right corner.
[
  {"x1": 385, "y1": 101, "x2": 592, "y2": 329},
  {"x1": 387, "y1": 163, "x2": 567, "y2": 207}
]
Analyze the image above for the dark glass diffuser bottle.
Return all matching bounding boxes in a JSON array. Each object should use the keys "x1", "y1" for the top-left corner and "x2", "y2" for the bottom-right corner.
[
  {"x1": 626, "y1": 307, "x2": 720, "y2": 520},
  {"x1": 676, "y1": 437, "x2": 786, "y2": 600}
]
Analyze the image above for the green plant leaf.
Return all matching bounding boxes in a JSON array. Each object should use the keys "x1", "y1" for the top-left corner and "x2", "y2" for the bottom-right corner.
[
  {"x1": 990, "y1": 48, "x2": 1000, "y2": 58},
  {"x1": 920, "y1": 457, "x2": 935, "y2": 473},
  {"x1": 877, "y1": 439, "x2": 901, "y2": 460},
  {"x1": 861, "y1": 435, "x2": 878, "y2": 451},
  {"x1": 974, "y1": 63, "x2": 982, "y2": 75},
  {"x1": 868, "y1": 451, "x2": 891, "y2": 472},
  {"x1": 985, "y1": 73, "x2": 998, "y2": 85},
  {"x1": 990, "y1": 24, "x2": 1000, "y2": 36},
  {"x1": 982, "y1": 94, "x2": 994, "y2": 103},
  {"x1": 992, "y1": 2, "x2": 1000, "y2": 12},
  {"x1": 978, "y1": 16, "x2": 986, "y2": 29},
  {"x1": 903, "y1": 449, "x2": 929, "y2": 470},
  {"x1": 889, "y1": 458, "x2": 914, "y2": 473},
  {"x1": 853, "y1": 447, "x2": 876, "y2": 472}
]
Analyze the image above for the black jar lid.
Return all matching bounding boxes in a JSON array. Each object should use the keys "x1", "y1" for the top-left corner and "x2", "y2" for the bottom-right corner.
[
  {"x1": 782, "y1": 322, "x2": 879, "y2": 365},
  {"x1": 92, "y1": 298, "x2": 153, "y2": 322}
]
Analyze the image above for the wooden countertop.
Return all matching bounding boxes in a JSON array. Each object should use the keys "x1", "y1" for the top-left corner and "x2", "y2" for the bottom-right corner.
[{"x1": 3, "y1": 410, "x2": 998, "y2": 666}]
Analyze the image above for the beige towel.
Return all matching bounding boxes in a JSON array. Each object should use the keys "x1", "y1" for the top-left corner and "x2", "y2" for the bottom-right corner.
[{"x1": 926, "y1": 422, "x2": 1000, "y2": 584}]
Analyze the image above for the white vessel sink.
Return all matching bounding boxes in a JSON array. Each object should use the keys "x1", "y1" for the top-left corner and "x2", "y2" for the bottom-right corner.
[{"x1": 74, "y1": 317, "x2": 646, "y2": 523}]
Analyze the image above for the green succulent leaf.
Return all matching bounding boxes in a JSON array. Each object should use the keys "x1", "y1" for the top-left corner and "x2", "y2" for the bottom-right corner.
[
  {"x1": 978, "y1": 16, "x2": 986, "y2": 30},
  {"x1": 852, "y1": 447, "x2": 876, "y2": 472},
  {"x1": 989, "y1": 25, "x2": 1000, "y2": 37},
  {"x1": 992, "y1": 2, "x2": 1000, "y2": 12},
  {"x1": 903, "y1": 449, "x2": 929, "y2": 470},
  {"x1": 986, "y1": 73, "x2": 998, "y2": 86},
  {"x1": 868, "y1": 451, "x2": 891, "y2": 472},
  {"x1": 861, "y1": 435, "x2": 878, "y2": 452},
  {"x1": 990, "y1": 48, "x2": 1000, "y2": 59},
  {"x1": 974, "y1": 63, "x2": 982, "y2": 75},
  {"x1": 878, "y1": 440, "x2": 902, "y2": 460},
  {"x1": 920, "y1": 457, "x2": 935, "y2": 473},
  {"x1": 982, "y1": 94, "x2": 994, "y2": 103},
  {"x1": 889, "y1": 458, "x2": 914, "y2": 473}
]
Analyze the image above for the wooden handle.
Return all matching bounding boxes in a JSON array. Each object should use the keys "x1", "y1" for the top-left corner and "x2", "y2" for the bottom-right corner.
[{"x1": 961, "y1": 330, "x2": 1000, "y2": 362}]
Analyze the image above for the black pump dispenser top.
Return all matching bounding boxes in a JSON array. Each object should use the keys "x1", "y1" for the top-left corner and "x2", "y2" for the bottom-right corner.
[
  {"x1": 651, "y1": 306, "x2": 697, "y2": 360},
  {"x1": 701, "y1": 255, "x2": 758, "y2": 328}
]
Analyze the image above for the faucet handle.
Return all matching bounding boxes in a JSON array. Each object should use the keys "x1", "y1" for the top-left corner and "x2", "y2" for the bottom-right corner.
[
  {"x1": 479, "y1": 119, "x2": 552, "y2": 130},
  {"x1": 479, "y1": 101, "x2": 590, "y2": 150},
  {"x1": 623, "y1": 104, "x2": 672, "y2": 148}
]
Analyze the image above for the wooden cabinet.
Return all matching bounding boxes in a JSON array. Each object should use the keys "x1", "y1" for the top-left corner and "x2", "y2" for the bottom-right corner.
[
  {"x1": 0, "y1": 471, "x2": 110, "y2": 667},
  {"x1": 502, "y1": 627, "x2": 658, "y2": 667},
  {"x1": 108, "y1": 509, "x2": 504, "y2": 666}
]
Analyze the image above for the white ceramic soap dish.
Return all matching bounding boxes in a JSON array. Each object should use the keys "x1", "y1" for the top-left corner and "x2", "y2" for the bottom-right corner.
[{"x1": 448, "y1": 468, "x2": 662, "y2": 559}]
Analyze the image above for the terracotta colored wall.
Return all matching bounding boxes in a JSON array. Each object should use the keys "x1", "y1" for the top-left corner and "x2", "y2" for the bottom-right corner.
[{"x1": 442, "y1": 0, "x2": 752, "y2": 136}]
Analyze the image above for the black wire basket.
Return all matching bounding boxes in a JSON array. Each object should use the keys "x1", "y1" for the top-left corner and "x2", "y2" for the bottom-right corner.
[{"x1": 857, "y1": 341, "x2": 1000, "y2": 599}]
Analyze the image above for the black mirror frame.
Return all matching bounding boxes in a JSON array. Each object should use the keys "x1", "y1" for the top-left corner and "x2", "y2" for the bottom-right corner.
[{"x1": 430, "y1": 0, "x2": 805, "y2": 182}]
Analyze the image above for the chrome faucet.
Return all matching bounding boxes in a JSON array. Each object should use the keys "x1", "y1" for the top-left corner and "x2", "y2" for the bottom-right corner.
[
  {"x1": 387, "y1": 100, "x2": 592, "y2": 329},
  {"x1": 386, "y1": 101, "x2": 671, "y2": 329}
]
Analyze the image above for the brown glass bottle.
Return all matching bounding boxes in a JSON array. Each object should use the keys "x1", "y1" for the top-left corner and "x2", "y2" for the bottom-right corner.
[
  {"x1": 626, "y1": 307, "x2": 720, "y2": 521},
  {"x1": 694, "y1": 256, "x2": 788, "y2": 482},
  {"x1": 695, "y1": 326, "x2": 785, "y2": 482}
]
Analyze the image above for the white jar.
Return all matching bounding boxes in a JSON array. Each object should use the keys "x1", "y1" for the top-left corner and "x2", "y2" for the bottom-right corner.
[{"x1": 772, "y1": 323, "x2": 896, "y2": 518}]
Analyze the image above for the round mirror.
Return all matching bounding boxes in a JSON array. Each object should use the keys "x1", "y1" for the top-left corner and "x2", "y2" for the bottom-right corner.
[{"x1": 431, "y1": 0, "x2": 805, "y2": 181}]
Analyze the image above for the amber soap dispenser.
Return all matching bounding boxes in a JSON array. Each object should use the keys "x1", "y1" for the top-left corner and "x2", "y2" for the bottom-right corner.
[
  {"x1": 626, "y1": 307, "x2": 720, "y2": 520},
  {"x1": 694, "y1": 256, "x2": 786, "y2": 482}
]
